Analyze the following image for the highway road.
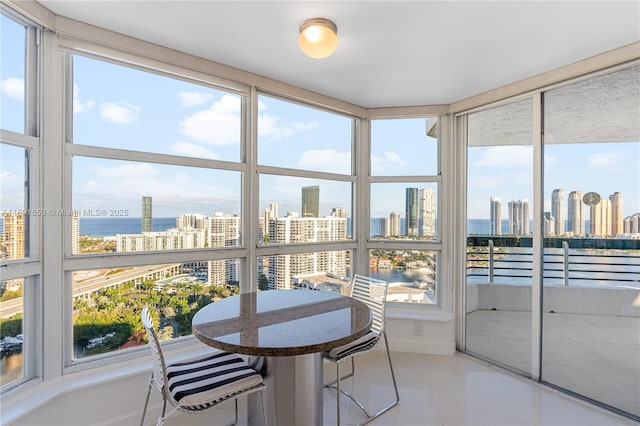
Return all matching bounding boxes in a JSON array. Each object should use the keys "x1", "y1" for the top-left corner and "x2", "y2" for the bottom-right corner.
[{"x1": 0, "y1": 263, "x2": 182, "y2": 319}]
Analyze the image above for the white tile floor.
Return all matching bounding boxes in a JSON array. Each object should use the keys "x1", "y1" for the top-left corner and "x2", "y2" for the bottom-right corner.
[{"x1": 164, "y1": 350, "x2": 637, "y2": 426}]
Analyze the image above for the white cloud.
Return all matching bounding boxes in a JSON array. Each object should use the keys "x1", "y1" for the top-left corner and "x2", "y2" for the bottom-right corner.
[
  {"x1": 253, "y1": 99, "x2": 318, "y2": 140},
  {"x1": 587, "y1": 151, "x2": 623, "y2": 170},
  {"x1": 258, "y1": 113, "x2": 293, "y2": 139},
  {"x1": 298, "y1": 149, "x2": 350, "y2": 174},
  {"x1": 370, "y1": 151, "x2": 409, "y2": 174},
  {"x1": 1, "y1": 77, "x2": 24, "y2": 101},
  {"x1": 170, "y1": 141, "x2": 220, "y2": 160},
  {"x1": 73, "y1": 83, "x2": 95, "y2": 113},
  {"x1": 475, "y1": 145, "x2": 533, "y2": 168},
  {"x1": 178, "y1": 91, "x2": 214, "y2": 107},
  {"x1": 100, "y1": 101, "x2": 140, "y2": 124},
  {"x1": 257, "y1": 114, "x2": 318, "y2": 140},
  {"x1": 179, "y1": 95, "x2": 240, "y2": 145}
]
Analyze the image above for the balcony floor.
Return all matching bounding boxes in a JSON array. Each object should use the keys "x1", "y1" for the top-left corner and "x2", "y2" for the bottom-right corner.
[{"x1": 139, "y1": 351, "x2": 635, "y2": 426}]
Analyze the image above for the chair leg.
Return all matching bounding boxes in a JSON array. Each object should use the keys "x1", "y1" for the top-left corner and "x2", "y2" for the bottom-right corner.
[
  {"x1": 140, "y1": 374, "x2": 154, "y2": 426},
  {"x1": 384, "y1": 331, "x2": 400, "y2": 405},
  {"x1": 260, "y1": 390, "x2": 269, "y2": 426},
  {"x1": 324, "y1": 357, "x2": 355, "y2": 387},
  {"x1": 358, "y1": 333, "x2": 399, "y2": 426},
  {"x1": 336, "y1": 361, "x2": 341, "y2": 425}
]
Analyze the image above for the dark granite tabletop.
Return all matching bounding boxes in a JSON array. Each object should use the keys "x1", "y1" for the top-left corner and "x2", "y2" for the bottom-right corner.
[{"x1": 192, "y1": 289, "x2": 372, "y2": 356}]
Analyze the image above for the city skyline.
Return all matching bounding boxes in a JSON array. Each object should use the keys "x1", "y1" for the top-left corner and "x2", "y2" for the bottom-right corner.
[{"x1": 487, "y1": 189, "x2": 638, "y2": 236}]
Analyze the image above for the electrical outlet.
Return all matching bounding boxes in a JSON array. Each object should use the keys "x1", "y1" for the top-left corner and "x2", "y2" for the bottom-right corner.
[{"x1": 413, "y1": 321, "x2": 424, "y2": 337}]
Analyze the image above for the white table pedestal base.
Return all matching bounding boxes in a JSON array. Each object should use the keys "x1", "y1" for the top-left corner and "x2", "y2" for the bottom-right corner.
[{"x1": 248, "y1": 353, "x2": 323, "y2": 426}]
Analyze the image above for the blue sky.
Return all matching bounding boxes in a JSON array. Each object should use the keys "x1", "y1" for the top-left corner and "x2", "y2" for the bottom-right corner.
[{"x1": 1, "y1": 14, "x2": 639, "y2": 223}]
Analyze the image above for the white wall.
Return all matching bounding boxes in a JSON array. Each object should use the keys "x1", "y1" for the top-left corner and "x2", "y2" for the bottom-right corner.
[{"x1": 467, "y1": 283, "x2": 639, "y2": 317}]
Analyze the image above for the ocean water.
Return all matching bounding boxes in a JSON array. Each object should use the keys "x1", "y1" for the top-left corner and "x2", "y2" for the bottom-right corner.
[
  {"x1": 80, "y1": 217, "x2": 177, "y2": 236},
  {"x1": 77, "y1": 218, "x2": 559, "y2": 236}
]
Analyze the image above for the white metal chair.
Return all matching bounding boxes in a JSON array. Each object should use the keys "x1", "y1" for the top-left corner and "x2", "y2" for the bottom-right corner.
[
  {"x1": 140, "y1": 305, "x2": 268, "y2": 426},
  {"x1": 323, "y1": 274, "x2": 399, "y2": 425}
]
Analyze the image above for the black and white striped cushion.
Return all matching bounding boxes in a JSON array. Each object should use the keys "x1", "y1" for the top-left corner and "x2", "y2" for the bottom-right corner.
[
  {"x1": 166, "y1": 351, "x2": 263, "y2": 409},
  {"x1": 325, "y1": 330, "x2": 380, "y2": 361}
]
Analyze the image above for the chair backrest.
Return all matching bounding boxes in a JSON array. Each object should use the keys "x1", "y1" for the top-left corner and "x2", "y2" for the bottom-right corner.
[
  {"x1": 350, "y1": 274, "x2": 389, "y2": 334},
  {"x1": 141, "y1": 305, "x2": 169, "y2": 397}
]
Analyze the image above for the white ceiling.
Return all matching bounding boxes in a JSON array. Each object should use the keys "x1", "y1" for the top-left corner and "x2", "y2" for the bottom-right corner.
[{"x1": 38, "y1": 1, "x2": 639, "y2": 108}]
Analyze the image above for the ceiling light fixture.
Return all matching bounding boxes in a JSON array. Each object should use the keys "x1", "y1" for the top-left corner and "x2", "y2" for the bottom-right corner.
[{"x1": 298, "y1": 18, "x2": 338, "y2": 59}]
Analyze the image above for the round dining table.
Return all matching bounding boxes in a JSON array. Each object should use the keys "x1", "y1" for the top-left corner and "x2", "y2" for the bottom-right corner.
[{"x1": 192, "y1": 289, "x2": 372, "y2": 426}]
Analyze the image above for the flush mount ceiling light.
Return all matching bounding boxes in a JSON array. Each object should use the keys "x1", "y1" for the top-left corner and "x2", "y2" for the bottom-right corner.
[{"x1": 298, "y1": 18, "x2": 338, "y2": 59}]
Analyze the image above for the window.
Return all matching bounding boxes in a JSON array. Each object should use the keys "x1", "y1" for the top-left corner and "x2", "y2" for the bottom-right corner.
[
  {"x1": 371, "y1": 117, "x2": 438, "y2": 176},
  {"x1": 72, "y1": 261, "x2": 239, "y2": 359},
  {"x1": 256, "y1": 94, "x2": 356, "y2": 291},
  {"x1": 259, "y1": 175, "x2": 352, "y2": 244},
  {"x1": 66, "y1": 53, "x2": 247, "y2": 361},
  {"x1": 369, "y1": 118, "x2": 441, "y2": 305},
  {"x1": 0, "y1": 10, "x2": 39, "y2": 389},
  {"x1": 1, "y1": 13, "x2": 26, "y2": 134},
  {"x1": 257, "y1": 94, "x2": 352, "y2": 174},
  {"x1": 72, "y1": 56, "x2": 242, "y2": 161},
  {"x1": 72, "y1": 157, "x2": 242, "y2": 254},
  {"x1": 259, "y1": 250, "x2": 351, "y2": 292}
]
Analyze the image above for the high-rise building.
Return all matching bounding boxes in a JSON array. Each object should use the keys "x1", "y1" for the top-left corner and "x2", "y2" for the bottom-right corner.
[
  {"x1": 567, "y1": 191, "x2": 584, "y2": 236},
  {"x1": 1, "y1": 211, "x2": 25, "y2": 260},
  {"x1": 490, "y1": 196, "x2": 502, "y2": 235},
  {"x1": 609, "y1": 192, "x2": 623, "y2": 235},
  {"x1": 405, "y1": 188, "x2": 418, "y2": 236},
  {"x1": 544, "y1": 212, "x2": 555, "y2": 236},
  {"x1": 176, "y1": 213, "x2": 207, "y2": 230},
  {"x1": 331, "y1": 207, "x2": 347, "y2": 218},
  {"x1": 589, "y1": 199, "x2": 612, "y2": 236},
  {"x1": 209, "y1": 212, "x2": 241, "y2": 286},
  {"x1": 600, "y1": 199, "x2": 612, "y2": 236},
  {"x1": 419, "y1": 188, "x2": 436, "y2": 237},
  {"x1": 261, "y1": 203, "x2": 279, "y2": 240},
  {"x1": 116, "y1": 229, "x2": 206, "y2": 252},
  {"x1": 379, "y1": 217, "x2": 390, "y2": 237},
  {"x1": 267, "y1": 212, "x2": 348, "y2": 289},
  {"x1": 508, "y1": 198, "x2": 530, "y2": 235},
  {"x1": 141, "y1": 196, "x2": 152, "y2": 232},
  {"x1": 389, "y1": 212, "x2": 401, "y2": 236},
  {"x1": 623, "y1": 213, "x2": 640, "y2": 233},
  {"x1": 301, "y1": 185, "x2": 319, "y2": 217},
  {"x1": 551, "y1": 188, "x2": 564, "y2": 236}
]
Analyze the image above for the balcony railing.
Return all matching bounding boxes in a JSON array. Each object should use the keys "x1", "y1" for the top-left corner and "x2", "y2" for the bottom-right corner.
[{"x1": 466, "y1": 237, "x2": 640, "y2": 287}]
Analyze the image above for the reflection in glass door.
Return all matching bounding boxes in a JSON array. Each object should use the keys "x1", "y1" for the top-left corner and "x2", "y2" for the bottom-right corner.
[
  {"x1": 465, "y1": 98, "x2": 534, "y2": 374},
  {"x1": 542, "y1": 65, "x2": 640, "y2": 419}
]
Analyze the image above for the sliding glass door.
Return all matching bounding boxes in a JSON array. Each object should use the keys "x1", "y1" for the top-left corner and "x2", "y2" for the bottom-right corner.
[
  {"x1": 541, "y1": 65, "x2": 640, "y2": 418},
  {"x1": 465, "y1": 98, "x2": 534, "y2": 375},
  {"x1": 464, "y1": 64, "x2": 639, "y2": 420}
]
